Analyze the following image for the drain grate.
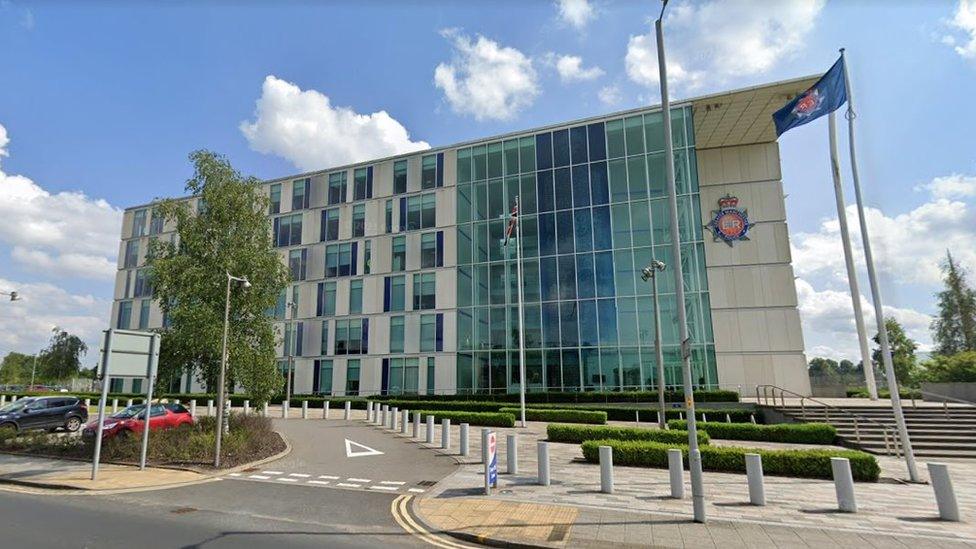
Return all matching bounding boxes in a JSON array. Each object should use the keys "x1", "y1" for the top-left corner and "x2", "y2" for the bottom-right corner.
[
  {"x1": 548, "y1": 524, "x2": 569, "y2": 542},
  {"x1": 170, "y1": 507, "x2": 197, "y2": 515},
  {"x1": 415, "y1": 480, "x2": 437, "y2": 487}
]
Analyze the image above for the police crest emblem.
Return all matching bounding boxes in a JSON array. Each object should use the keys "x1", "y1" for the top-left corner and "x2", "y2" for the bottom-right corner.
[{"x1": 705, "y1": 194, "x2": 753, "y2": 246}]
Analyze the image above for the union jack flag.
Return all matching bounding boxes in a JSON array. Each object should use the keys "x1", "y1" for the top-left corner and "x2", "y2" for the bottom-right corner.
[{"x1": 504, "y1": 200, "x2": 519, "y2": 246}]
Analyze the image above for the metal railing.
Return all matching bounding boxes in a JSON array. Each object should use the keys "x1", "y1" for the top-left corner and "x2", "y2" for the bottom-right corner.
[
  {"x1": 912, "y1": 390, "x2": 976, "y2": 419},
  {"x1": 755, "y1": 384, "x2": 902, "y2": 457}
]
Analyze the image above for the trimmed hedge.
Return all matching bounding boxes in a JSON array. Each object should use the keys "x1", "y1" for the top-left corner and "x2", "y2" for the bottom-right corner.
[
  {"x1": 374, "y1": 399, "x2": 501, "y2": 413},
  {"x1": 547, "y1": 423, "x2": 709, "y2": 445},
  {"x1": 499, "y1": 407, "x2": 607, "y2": 424},
  {"x1": 667, "y1": 420, "x2": 837, "y2": 445},
  {"x1": 846, "y1": 388, "x2": 921, "y2": 399},
  {"x1": 413, "y1": 410, "x2": 516, "y2": 428},
  {"x1": 368, "y1": 389, "x2": 739, "y2": 404},
  {"x1": 581, "y1": 439, "x2": 880, "y2": 481}
]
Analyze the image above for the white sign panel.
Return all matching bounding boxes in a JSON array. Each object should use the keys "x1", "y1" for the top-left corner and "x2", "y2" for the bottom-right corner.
[{"x1": 99, "y1": 329, "x2": 156, "y2": 377}]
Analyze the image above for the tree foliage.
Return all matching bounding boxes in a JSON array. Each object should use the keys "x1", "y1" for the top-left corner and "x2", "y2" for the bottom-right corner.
[
  {"x1": 872, "y1": 317, "x2": 918, "y2": 387},
  {"x1": 0, "y1": 352, "x2": 33, "y2": 385},
  {"x1": 147, "y1": 150, "x2": 289, "y2": 404},
  {"x1": 38, "y1": 327, "x2": 88, "y2": 381},
  {"x1": 919, "y1": 351, "x2": 976, "y2": 383},
  {"x1": 931, "y1": 252, "x2": 976, "y2": 356}
]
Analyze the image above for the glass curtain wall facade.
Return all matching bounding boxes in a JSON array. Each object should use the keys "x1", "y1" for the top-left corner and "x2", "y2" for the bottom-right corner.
[{"x1": 454, "y1": 106, "x2": 715, "y2": 394}]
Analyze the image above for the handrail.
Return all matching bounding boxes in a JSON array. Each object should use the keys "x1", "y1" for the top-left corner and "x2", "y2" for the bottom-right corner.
[
  {"x1": 918, "y1": 390, "x2": 976, "y2": 407},
  {"x1": 755, "y1": 384, "x2": 902, "y2": 457}
]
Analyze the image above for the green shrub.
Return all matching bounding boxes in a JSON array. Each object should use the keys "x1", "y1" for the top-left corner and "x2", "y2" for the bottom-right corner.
[
  {"x1": 547, "y1": 423, "x2": 709, "y2": 445},
  {"x1": 375, "y1": 399, "x2": 502, "y2": 413},
  {"x1": 846, "y1": 388, "x2": 921, "y2": 399},
  {"x1": 413, "y1": 410, "x2": 515, "y2": 428},
  {"x1": 581, "y1": 439, "x2": 879, "y2": 481},
  {"x1": 367, "y1": 389, "x2": 740, "y2": 404},
  {"x1": 498, "y1": 408, "x2": 606, "y2": 424},
  {"x1": 667, "y1": 420, "x2": 836, "y2": 444}
]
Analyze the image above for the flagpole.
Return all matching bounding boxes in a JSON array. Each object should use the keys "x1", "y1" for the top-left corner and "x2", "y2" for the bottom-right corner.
[
  {"x1": 839, "y1": 48, "x2": 918, "y2": 482},
  {"x1": 514, "y1": 196, "x2": 527, "y2": 428},
  {"x1": 657, "y1": 1, "x2": 706, "y2": 523},
  {"x1": 827, "y1": 112, "x2": 878, "y2": 401}
]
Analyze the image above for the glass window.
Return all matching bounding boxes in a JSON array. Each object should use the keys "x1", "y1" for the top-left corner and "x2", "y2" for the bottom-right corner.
[
  {"x1": 552, "y1": 129, "x2": 570, "y2": 168},
  {"x1": 611, "y1": 203, "x2": 632, "y2": 249},
  {"x1": 292, "y1": 178, "x2": 309, "y2": 210},
  {"x1": 132, "y1": 209, "x2": 147, "y2": 237},
  {"x1": 328, "y1": 172, "x2": 347, "y2": 205},
  {"x1": 624, "y1": 115, "x2": 644, "y2": 156},
  {"x1": 572, "y1": 165, "x2": 590, "y2": 208},
  {"x1": 117, "y1": 301, "x2": 132, "y2": 329},
  {"x1": 133, "y1": 268, "x2": 152, "y2": 298},
  {"x1": 592, "y1": 206, "x2": 612, "y2": 251},
  {"x1": 321, "y1": 320, "x2": 329, "y2": 354},
  {"x1": 590, "y1": 161, "x2": 609, "y2": 206},
  {"x1": 503, "y1": 139, "x2": 519, "y2": 176},
  {"x1": 349, "y1": 279, "x2": 363, "y2": 314},
  {"x1": 288, "y1": 248, "x2": 307, "y2": 281},
  {"x1": 390, "y1": 316, "x2": 404, "y2": 353},
  {"x1": 149, "y1": 210, "x2": 164, "y2": 235},
  {"x1": 556, "y1": 210, "x2": 574, "y2": 255},
  {"x1": 574, "y1": 208, "x2": 592, "y2": 253},
  {"x1": 421, "y1": 232, "x2": 437, "y2": 268},
  {"x1": 393, "y1": 160, "x2": 408, "y2": 194},
  {"x1": 316, "y1": 360, "x2": 333, "y2": 395},
  {"x1": 542, "y1": 302, "x2": 560, "y2": 347},
  {"x1": 345, "y1": 359, "x2": 360, "y2": 395},
  {"x1": 647, "y1": 152, "x2": 666, "y2": 199},
  {"x1": 595, "y1": 251, "x2": 615, "y2": 297},
  {"x1": 364, "y1": 240, "x2": 372, "y2": 274},
  {"x1": 472, "y1": 144, "x2": 487, "y2": 181},
  {"x1": 321, "y1": 209, "x2": 339, "y2": 241},
  {"x1": 354, "y1": 167, "x2": 372, "y2": 200},
  {"x1": 427, "y1": 357, "x2": 435, "y2": 394},
  {"x1": 614, "y1": 249, "x2": 636, "y2": 297},
  {"x1": 457, "y1": 184, "x2": 472, "y2": 224},
  {"x1": 421, "y1": 193, "x2": 436, "y2": 228},
  {"x1": 598, "y1": 299, "x2": 618, "y2": 346},
  {"x1": 457, "y1": 148, "x2": 472, "y2": 184},
  {"x1": 421, "y1": 154, "x2": 437, "y2": 189},
  {"x1": 391, "y1": 236, "x2": 406, "y2": 271},
  {"x1": 269, "y1": 184, "x2": 281, "y2": 214},
  {"x1": 587, "y1": 122, "x2": 607, "y2": 162},
  {"x1": 406, "y1": 195, "x2": 421, "y2": 230},
  {"x1": 519, "y1": 174, "x2": 537, "y2": 215},
  {"x1": 488, "y1": 179, "x2": 505, "y2": 219},
  {"x1": 644, "y1": 111, "x2": 664, "y2": 153},
  {"x1": 559, "y1": 301, "x2": 578, "y2": 347},
  {"x1": 413, "y1": 272, "x2": 436, "y2": 310},
  {"x1": 609, "y1": 158, "x2": 628, "y2": 204},
  {"x1": 535, "y1": 133, "x2": 553, "y2": 171},
  {"x1": 627, "y1": 155, "x2": 648, "y2": 201},
  {"x1": 576, "y1": 253, "x2": 595, "y2": 299},
  {"x1": 386, "y1": 275, "x2": 406, "y2": 311},
  {"x1": 335, "y1": 318, "x2": 367, "y2": 355},
  {"x1": 420, "y1": 314, "x2": 437, "y2": 352},
  {"x1": 124, "y1": 240, "x2": 139, "y2": 268},
  {"x1": 537, "y1": 170, "x2": 554, "y2": 213},
  {"x1": 519, "y1": 136, "x2": 536, "y2": 172},
  {"x1": 138, "y1": 300, "x2": 150, "y2": 330},
  {"x1": 540, "y1": 256, "x2": 558, "y2": 302},
  {"x1": 579, "y1": 299, "x2": 598, "y2": 347},
  {"x1": 606, "y1": 119, "x2": 625, "y2": 159},
  {"x1": 487, "y1": 142, "x2": 503, "y2": 179},
  {"x1": 554, "y1": 168, "x2": 572, "y2": 211},
  {"x1": 274, "y1": 213, "x2": 302, "y2": 247},
  {"x1": 570, "y1": 125, "x2": 588, "y2": 165},
  {"x1": 352, "y1": 204, "x2": 365, "y2": 237},
  {"x1": 558, "y1": 255, "x2": 577, "y2": 300},
  {"x1": 385, "y1": 200, "x2": 394, "y2": 233},
  {"x1": 457, "y1": 226, "x2": 472, "y2": 266}
]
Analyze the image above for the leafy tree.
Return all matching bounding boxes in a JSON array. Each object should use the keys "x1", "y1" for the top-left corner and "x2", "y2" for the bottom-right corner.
[
  {"x1": 37, "y1": 327, "x2": 88, "y2": 381},
  {"x1": 808, "y1": 357, "x2": 839, "y2": 380},
  {"x1": 872, "y1": 317, "x2": 918, "y2": 387},
  {"x1": 919, "y1": 351, "x2": 976, "y2": 383},
  {"x1": 0, "y1": 352, "x2": 34, "y2": 384},
  {"x1": 931, "y1": 252, "x2": 976, "y2": 355},
  {"x1": 148, "y1": 150, "x2": 289, "y2": 404},
  {"x1": 838, "y1": 359, "x2": 860, "y2": 377}
]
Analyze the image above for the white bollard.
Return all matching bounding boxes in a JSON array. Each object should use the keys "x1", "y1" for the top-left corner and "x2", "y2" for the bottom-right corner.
[
  {"x1": 190, "y1": 400, "x2": 197, "y2": 418},
  {"x1": 600, "y1": 445, "x2": 614, "y2": 494},
  {"x1": 243, "y1": 400, "x2": 250, "y2": 415},
  {"x1": 725, "y1": 413, "x2": 732, "y2": 423},
  {"x1": 668, "y1": 448, "x2": 684, "y2": 499},
  {"x1": 343, "y1": 400, "x2": 351, "y2": 420},
  {"x1": 750, "y1": 413, "x2": 757, "y2": 424},
  {"x1": 391, "y1": 407, "x2": 399, "y2": 430},
  {"x1": 112, "y1": 398, "x2": 119, "y2": 413},
  {"x1": 262, "y1": 402, "x2": 269, "y2": 417},
  {"x1": 126, "y1": 399, "x2": 133, "y2": 409},
  {"x1": 538, "y1": 441, "x2": 551, "y2": 486},
  {"x1": 831, "y1": 457, "x2": 857, "y2": 512},
  {"x1": 413, "y1": 412, "x2": 421, "y2": 438},
  {"x1": 381, "y1": 405, "x2": 388, "y2": 426},
  {"x1": 426, "y1": 415, "x2": 435, "y2": 444},
  {"x1": 460, "y1": 423, "x2": 469, "y2": 457},
  {"x1": 441, "y1": 418, "x2": 451, "y2": 449},
  {"x1": 207, "y1": 399, "x2": 214, "y2": 416},
  {"x1": 301, "y1": 401, "x2": 308, "y2": 419},
  {"x1": 745, "y1": 453, "x2": 766, "y2": 506},
  {"x1": 928, "y1": 463, "x2": 960, "y2": 521},
  {"x1": 323, "y1": 400, "x2": 330, "y2": 419},
  {"x1": 282, "y1": 401, "x2": 289, "y2": 418},
  {"x1": 702, "y1": 413, "x2": 707, "y2": 423},
  {"x1": 365, "y1": 401, "x2": 372, "y2": 422},
  {"x1": 401, "y1": 409, "x2": 409, "y2": 434},
  {"x1": 507, "y1": 434, "x2": 518, "y2": 474},
  {"x1": 481, "y1": 428, "x2": 490, "y2": 463},
  {"x1": 0, "y1": 395, "x2": 6, "y2": 406}
]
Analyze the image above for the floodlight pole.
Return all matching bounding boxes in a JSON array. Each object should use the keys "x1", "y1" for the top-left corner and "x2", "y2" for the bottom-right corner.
[{"x1": 215, "y1": 272, "x2": 249, "y2": 468}]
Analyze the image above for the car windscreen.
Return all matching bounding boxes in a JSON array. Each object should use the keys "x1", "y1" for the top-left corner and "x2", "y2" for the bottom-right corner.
[
  {"x1": 0, "y1": 399, "x2": 33, "y2": 413},
  {"x1": 164, "y1": 403, "x2": 189, "y2": 414},
  {"x1": 112, "y1": 405, "x2": 145, "y2": 419}
]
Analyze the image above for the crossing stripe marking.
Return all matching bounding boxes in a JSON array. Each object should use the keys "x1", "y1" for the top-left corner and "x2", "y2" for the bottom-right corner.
[
  {"x1": 228, "y1": 473, "x2": 242, "y2": 477},
  {"x1": 369, "y1": 485, "x2": 398, "y2": 491},
  {"x1": 288, "y1": 473, "x2": 311, "y2": 478},
  {"x1": 249, "y1": 475, "x2": 270, "y2": 480},
  {"x1": 380, "y1": 481, "x2": 406, "y2": 485},
  {"x1": 347, "y1": 477, "x2": 370, "y2": 482},
  {"x1": 337, "y1": 483, "x2": 362, "y2": 488},
  {"x1": 318, "y1": 475, "x2": 339, "y2": 480},
  {"x1": 262, "y1": 471, "x2": 283, "y2": 475},
  {"x1": 277, "y1": 477, "x2": 298, "y2": 482},
  {"x1": 307, "y1": 480, "x2": 331, "y2": 486}
]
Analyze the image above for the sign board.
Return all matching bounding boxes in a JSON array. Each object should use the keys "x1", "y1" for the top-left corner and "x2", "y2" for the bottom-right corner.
[
  {"x1": 487, "y1": 431, "x2": 498, "y2": 487},
  {"x1": 99, "y1": 329, "x2": 157, "y2": 378}
]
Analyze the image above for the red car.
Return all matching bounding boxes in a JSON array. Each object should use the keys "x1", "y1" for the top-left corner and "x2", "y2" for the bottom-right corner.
[{"x1": 82, "y1": 403, "x2": 194, "y2": 439}]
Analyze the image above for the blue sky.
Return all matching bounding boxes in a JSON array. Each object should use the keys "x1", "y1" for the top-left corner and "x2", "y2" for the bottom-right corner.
[{"x1": 0, "y1": 0, "x2": 974, "y2": 365}]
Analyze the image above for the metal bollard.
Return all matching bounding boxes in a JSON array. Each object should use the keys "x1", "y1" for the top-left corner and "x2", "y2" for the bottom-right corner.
[
  {"x1": 401, "y1": 409, "x2": 409, "y2": 434},
  {"x1": 0, "y1": 396, "x2": 6, "y2": 406},
  {"x1": 831, "y1": 457, "x2": 857, "y2": 512},
  {"x1": 426, "y1": 415, "x2": 435, "y2": 444},
  {"x1": 507, "y1": 434, "x2": 518, "y2": 474},
  {"x1": 262, "y1": 402, "x2": 269, "y2": 417},
  {"x1": 343, "y1": 400, "x2": 351, "y2": 420},
  {"x1": 745, "y1": 453, "x2": 766, "y2": 506},
  {"x1": 725, "y1": 413, "x2": 731, "y2": 423},
  {"x1": 537, "y1": 441, "x2": 551, "y2": 486},
  {"x1": 282, "y1": 401, "x2": 289, "y2": 418},
  {"x1": 126, "y1": 399, "x2": 133, "y2": 409},
  {"x1": 928, "y1": 463, "x2": 960, "y2": 521},
  {"x1": 599, "y1": 445, "x2": 614, "y2": 494},
  {"x1": 112, "y1": 398, "x2": 119, "y2": 413},
  {"x1": 413, "y1": 412, "x2": 421, "y2": 438},
  {"x1": 460, "y1": 423, "x2": 470, "y2": 457},
  {"x1": 207, "y1": 399, "x2": 213, "y2": 416},
  {"x1": 365, "y1": 401, "x2": 371, "y2": 422},
  {"x1": 441, "y1": 418, "x2": 451, "y2": 449},
  {"x1": 668, "y1": 448, "x2": 684, "y2": 499},
  {"x1": 481, "y1": 428, "x2": 490, "y2": 464},
  {"x1": 702, "y1": 413, "x2": 707, "y2": 423},
  {"x1": 189, "y1": 400, "x2": 197, "y2": 417},
  {"x1": 750, "y1": 413, "x2": 756, "y2": 424},
  {"x1": 381, "y1": 405, "x2": 388, "y2": 426},
  {"x1": 323, "y1": 400, "x2": 330, "y2": 419},
  {"x1": 302, "y1": 401, "x2": 308, "y2": 419},
  {"x1": 391, "y1": 407, "x2": 399, "y2": 430},
  {"x1": 243, "y1": 400, "x2": 250, "y2": 415}
]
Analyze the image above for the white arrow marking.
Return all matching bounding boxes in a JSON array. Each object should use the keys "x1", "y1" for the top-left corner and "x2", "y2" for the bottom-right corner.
[{"x1": 344, "y1": 438, "x2": 384, "y2": 458}]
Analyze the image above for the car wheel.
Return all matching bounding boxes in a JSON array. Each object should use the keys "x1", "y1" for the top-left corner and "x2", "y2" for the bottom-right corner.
[
  {"x1": 0, "y1": 423, "x2": 17, "y2": 433},
  {"x1": 64, "y1": 417, "x2": 82, "y2": 432}
]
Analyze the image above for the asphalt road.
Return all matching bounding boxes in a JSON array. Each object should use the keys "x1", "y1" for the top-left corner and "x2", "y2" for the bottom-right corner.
[{"x1": 0, "y1": 417, "x2": 462, "y2": 548}]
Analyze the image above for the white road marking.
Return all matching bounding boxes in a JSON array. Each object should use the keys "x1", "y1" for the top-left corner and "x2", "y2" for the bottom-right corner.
[
  {"x1": 347, "y1": 478, "x2": 371, "y2": 483},
  {"x1": 337, "y1": 483, "x2": 362, "y2": 488},
  {"x1": 277, "y1": 477, "x2": 298, "y2": 482},
  {"x1": 262, "y1": 471, "x2": 284, "y2": 475},
  {"x1": 228, "y1": 473, "x2": 242, "y2": 477},
  {"x1": 249, "y1": 475, "x2": 270, "y2": 480},
  {"x1": 318, "y1": 475, "x2": 339, "y2": 480},
  {"x1": 288, "y1": 473, "x2": 311, "y2": 478},
  {"x1": 307, "y1": 480, "x2": 331, "y2": 486},
  {"x1": 345, "y1": 438, "x2": 384, "y2": 458},
  {"x1": 408, "y1": 488, "x2": 426, "y2": 493},
  {"x1": 369, "y1": 485, "x2": 398, "y2": 491},
  {"x1": 379, "y1": 481, "x2": 406, "y2": 485}
]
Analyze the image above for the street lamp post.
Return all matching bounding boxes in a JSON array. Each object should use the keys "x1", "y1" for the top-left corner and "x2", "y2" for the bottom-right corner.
[
  {"x1": 30, "y1": 354, "x2": 38, "y2": 390},
  {"x1": 214, "y1": 272, "x2": 250, "y2": 469},
  {"x1": 641, "y1": 261, "x2": 667, "y2": 429},
  {"x1": 285, "y1": 300, "x2": 298, "y2": 408}
]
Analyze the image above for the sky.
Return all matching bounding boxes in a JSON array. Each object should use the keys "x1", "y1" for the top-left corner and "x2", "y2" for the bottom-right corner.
[{"x1": 0, "y1": 0, "x2": 974, "y2": 368}]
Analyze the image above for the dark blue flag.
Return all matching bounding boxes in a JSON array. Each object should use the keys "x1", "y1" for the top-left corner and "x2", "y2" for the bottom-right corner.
[{"x1": 773, "y1": 57, "x2": 848, "y2": 136}]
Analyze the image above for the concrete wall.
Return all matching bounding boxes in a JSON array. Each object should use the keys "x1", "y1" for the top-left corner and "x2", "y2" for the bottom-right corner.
[{"x1": 696, "y1": 142, "x2": 811, "y2": 395}]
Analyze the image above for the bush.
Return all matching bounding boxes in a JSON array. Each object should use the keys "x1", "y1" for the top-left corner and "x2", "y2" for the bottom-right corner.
[
  {"x1": 413, "y1": 410, "x2": 515, "y2": 428},
  {"x1": 667, "y1": 420, "x2": 836, "y2": 444},
  {"x1": 547, "y1": 423, "x2": 709, "y2": 445},
  {"x1": 581, "y1": 439, "x2": 879, "y2": 481},
  {"x1": 498, "y1": 407, "x2": 606, "y2": 424},
  {"x1": 368, "y1": 389, "x2": 740, "y2": 404},
  {"x1": 375, "y1": 399, "x2": 502, "y2": 413},
  {"x1": 846, "y1": 388, "x2": 921, "y2": 399}
]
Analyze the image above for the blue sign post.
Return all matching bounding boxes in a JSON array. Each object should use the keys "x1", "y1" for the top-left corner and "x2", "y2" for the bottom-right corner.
[{"x1": 484, "y1": 431, "x2": 497, "y2": 495}]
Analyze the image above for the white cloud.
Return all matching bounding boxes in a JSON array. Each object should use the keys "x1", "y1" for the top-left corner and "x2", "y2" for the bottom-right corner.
[
  {"x1": 792, "y1": 176, "x2": 976, "y2": 287},
  {"x1": 434, "y1": 30, "x2": 540, "y2": 121},
  {"x1": 625, "y1": 0, "x2": 825, "y2": 90},
  {"x1": 556, "y1": 0, "x2": 596, "y2": 30},
  {"x1": 943, "y1": 0, "x2": 976, "y2": 60},
  {"x1": 0, "y1": 123, "x2": 123, "y2": 281},
  {"x1": 598, "y1": 84, "x2": 622, "y2": 106},
  {"x1": 915, "y1": 173, "x2": 976, "y2": 199},
  {"x1": 0, "y1": 276, "x2": 110, "y2": 361},
  {"x1": 547, "y1": 54, "x2": 604, "y2": 83},
  {"x1": 240, "y1": 76, "x2": 430, "y2": 172}
]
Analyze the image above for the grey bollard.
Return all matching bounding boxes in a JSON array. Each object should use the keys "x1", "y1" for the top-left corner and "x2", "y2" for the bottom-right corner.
[
  {"x1": 481, "y1": 428, "x2": 490, "y2": 464},
  {"x1": 745, "y1": 453, "x2": 766, "y2": 506},
  {"x1": 441, "y1": 418, "x2": 451, "y2": 449},
  {"x1": 262, "y1": 402, "x2": 269, "y2": 417},
  {"x1": 302, "y1": 401, "x2": 308, "y2": 419},
  {"x1": 282, "y1": 401, "x2": 289, "y2": 418},
  {"x1": 343, "y1": 400, "x2": 351, "y2": 420},
  {"x1": 391, "y1": 407, "x2": 399, "y2": 430},
  {"x1": 323, "y1": 400, "x2": 330, "y2": 419},
  {"x1": 831, "y1": 457, "x2": 857, "y2": 512},
  {"x1": 126, "y1": 398, "x2": 133, "y2": 409},
  {"x1": 725, "y1": 413, "x2": 732, "y2": 423},
  {"x1": 189, "y1": 400, "x2": 197, "y2": 417},
  {"x1": 928, "y1": 463, "x2": 960, "y2": 521},
  {"x1": 507, "y1": 434, "x2": 518, "y2": 474},
  {"x1": 365, "y1": 401, "x2": 371, "y2": 422},
  {"x1": 413, "y1": 412, "x2": 421, "y2": 438},
  {"x1": 668, "y1": 449, "x2": 684, "y2": 499},
  {"x1": 207, "y1": 399, "x2": 213, "y2": 416},
  {"x1": 381, "y1": 405, "x2": 388, "y2": 426},
  {"x1": 600, "y1": 445, "x2": 614, "y2": 494},
  {"x1": 401, "y1": 409, "x2": 409, "y2": 434},
  {"x1": 0, "y1": 396, "x2": 6, "y2": 406},
  {"x1": 750, "y1": 413, "x2": 757, "y2": 424},
  {"x1": 425, "y1": 415, "x2": 435, "y2": 444},
  {"x1": 460, "y1": 423, "x2": 469, "y2": 457},
  {"x1": 537, "y1": 441, "x2": 551, "y2": 486},
  {"x1": 112, "y1": 398, "x2": 119, "y2": 413},
  {"x1": 243, "y1": 400, "x2": 250, "y2": 415}
]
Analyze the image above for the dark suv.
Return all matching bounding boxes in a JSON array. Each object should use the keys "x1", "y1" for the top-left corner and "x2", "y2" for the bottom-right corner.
[{"x1": 0, "y1": 396, "x2": 88, "y2": 433}]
